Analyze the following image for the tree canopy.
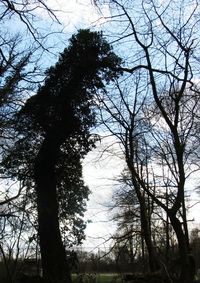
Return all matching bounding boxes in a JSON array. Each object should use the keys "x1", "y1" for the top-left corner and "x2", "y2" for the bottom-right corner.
[{"x1": 1, "y1": 29, "x2": 122, "y2": 283}]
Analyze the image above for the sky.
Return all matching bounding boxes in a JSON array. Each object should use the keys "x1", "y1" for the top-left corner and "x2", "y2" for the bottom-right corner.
[
  {"x1": 38, "y1": 0, "x2": 126, "y2": 250},
  {"x1": 41, "y1": 1, "x2": 121, "y2": 249},
  {"x1": 39, "y1": 0, "x2": 200, "y2": 250},
  {"x1": 45, "y1": 0, "x2": 110, "y2": 30},
  {"x1": 82, "y1": 139, "x2": 200, "y2": 250},
  {"x1": 82, "y1": 135, "x2": 125, "y2": 250},
  {"x1": 30, "y1": 0, "x2": 110, "y2": 36},
  {"x1": 1, "y1": 0, "x2": 119, "y2": 251},
  {"x1": 2, "y1": 0, "x2": 200, "y2": 252}
]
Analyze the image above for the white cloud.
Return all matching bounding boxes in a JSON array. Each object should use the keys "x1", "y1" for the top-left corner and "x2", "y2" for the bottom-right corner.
[
  {"x1": 40, "y1": 0, "x2": 111, "y2": 32},
  {"x1": 82, "y1": 135, "x2": 125, "y2": 248}
]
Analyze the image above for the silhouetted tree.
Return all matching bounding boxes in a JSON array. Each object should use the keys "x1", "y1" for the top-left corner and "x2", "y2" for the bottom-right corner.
[
  {"x1": 94, "y1": 1, "x2": 200, "y2": 281},
  {"x1": 2, "y1": 29, "x2": 122, "y2": 283}
]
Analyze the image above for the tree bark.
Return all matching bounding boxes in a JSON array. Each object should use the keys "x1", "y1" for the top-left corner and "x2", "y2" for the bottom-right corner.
[
  {"x1": 139, "y1": 196, "x2": 159, "y2": 272},
  {"x1": 127, "y1": 135, "x2": 160, "y2": 273},
  {"x1": 129, "y1": 168, "x2": 160, "y2": 272},
  {"x1": 34, "y1": 135, "x2": 71, "y2": 283},
  {"x1": 169, "y1": 212, "x2": 195, "y2": 283}
]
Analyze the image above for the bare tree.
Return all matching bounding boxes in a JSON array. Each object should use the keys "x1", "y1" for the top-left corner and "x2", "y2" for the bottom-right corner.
[
  {"x1": 94, "y1": 0, "x2": 200, "y2": 281},
  {"x1": 0, "y1": 2, "x2": 66, "y2": 282}
]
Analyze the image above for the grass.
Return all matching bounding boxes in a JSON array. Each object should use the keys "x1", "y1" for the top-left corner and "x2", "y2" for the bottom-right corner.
[
  {"x1": 96, "y1": 273, "x2": 119, "y2": 283},
  {"x1": 72, "y1": 273, "x2": 120, "y2": 283}
]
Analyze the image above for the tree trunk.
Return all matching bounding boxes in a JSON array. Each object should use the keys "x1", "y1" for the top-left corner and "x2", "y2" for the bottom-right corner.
[
  {"x1": 140, "y1": 196, "x2": 159, "y2": 272},
  {"x1": 169, "y1": 213, "x2": 195, "y2": 283},
  {"x1": 34, "y1": 136, "x2": 71, "y2": 283},
  {"x1": 127, "y1": 128, "x2": 160, "y2": 273},
  {"x1": 128, "y1": 164, "x2": 160, "y2": 272},
  {"x1": 131, "y1": 175, "x2": 159, "y2": 272}
]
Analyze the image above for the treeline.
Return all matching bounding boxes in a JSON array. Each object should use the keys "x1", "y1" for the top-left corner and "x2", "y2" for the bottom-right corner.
[{"x1": 1, "y1": 227, "x2": 199, "y2": 279}]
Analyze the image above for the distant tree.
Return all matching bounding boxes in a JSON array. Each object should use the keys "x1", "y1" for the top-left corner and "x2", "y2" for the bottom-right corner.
[
  {"x1": 112, "y1": 171, "x2": 142, "y2": 265},
  {"x1": 2, "y1": 29, "x2": 122, "y2": 283},
  {"x1": 190, "y1": 228, "x2": 200, "y2": 271},
  {"x1": 0, "y1": 0, "x2": 62, "y2": 210},
  {"x1": 0, "y1": 23, "x2": 45, "y2": 283},
  {"x1": 0, "y1": 34, "x2": 35, "y2": 218},
  {"x1": 97, "y1": 80, "x2": 161, "y2": 272}
]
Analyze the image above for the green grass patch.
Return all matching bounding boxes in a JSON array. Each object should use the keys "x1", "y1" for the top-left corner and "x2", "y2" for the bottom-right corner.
[
  {"x1": 96, "y1": 273, "x2": 117, "y2": 283},
  {"x1": 72, "y1": 273, "x2": 121, "y2": 283}
]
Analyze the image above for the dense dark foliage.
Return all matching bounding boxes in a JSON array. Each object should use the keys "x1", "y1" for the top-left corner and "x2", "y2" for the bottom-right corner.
[{"x1": 1, "y1": 29, "x2": 122, "y2": 283}]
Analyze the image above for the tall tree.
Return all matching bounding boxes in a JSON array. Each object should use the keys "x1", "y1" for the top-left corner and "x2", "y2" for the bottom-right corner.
[
  {"x1": 2, "y1": 29, "x2": 122, "y2": 283},
  {"x1": 94, "y1": 1, "x2": 200, "y2": 281}
]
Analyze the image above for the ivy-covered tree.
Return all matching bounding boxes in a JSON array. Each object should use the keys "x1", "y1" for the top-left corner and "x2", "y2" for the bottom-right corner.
[{"x1": 2, "y1": 29, "x2": 122, "y2": 283}]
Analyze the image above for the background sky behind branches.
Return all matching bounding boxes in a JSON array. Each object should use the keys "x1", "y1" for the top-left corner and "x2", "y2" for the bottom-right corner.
[
  {"x1": 36, "y1": 0, "x2": 200, "y2": 250},
  {"x1": 44, "y1": 0, "x2": 200, "y2": 250},
  {"x1": 5, "y1": 0, "x2": 200, "y2": 251}
]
